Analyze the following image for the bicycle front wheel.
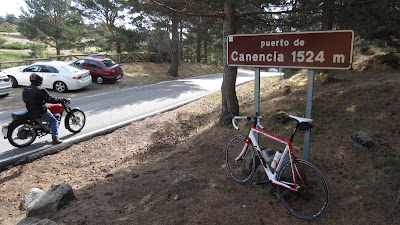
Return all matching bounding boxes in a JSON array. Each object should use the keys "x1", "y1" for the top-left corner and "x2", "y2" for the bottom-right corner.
[
  {"x1": 277, "y1": 159, "x2": 330, "y2": 220},
  {"x1": 226, "y1": 135, "x2": 256, "y2": 184}
]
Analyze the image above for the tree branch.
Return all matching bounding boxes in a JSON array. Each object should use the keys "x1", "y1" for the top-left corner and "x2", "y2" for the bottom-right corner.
[
  {"x1": 149, "y1": 0, "x2": 225, "y2": 19},
  {"x1": 237, "y1": 0, "x2": 378, "y2": 18},
  {"x1": 150, "y1": 0, "x2": 378, "y2": 21}
]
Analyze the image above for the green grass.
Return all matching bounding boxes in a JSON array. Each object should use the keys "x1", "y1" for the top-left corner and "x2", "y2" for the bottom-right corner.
[
  {"x1": 0, "y1": 50, "x2": 30, "y2": 62},
  {"x1": 374, "y1": 153, "x2": 400, "y2": 174},
  {"x1": 0, "y1": 50, "x2": 31, "y2": 69}
]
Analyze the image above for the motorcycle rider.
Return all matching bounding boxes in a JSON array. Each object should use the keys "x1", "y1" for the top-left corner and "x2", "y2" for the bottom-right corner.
[{"x1": 22, "y1": 73, "x2": 66, "y2": 145}]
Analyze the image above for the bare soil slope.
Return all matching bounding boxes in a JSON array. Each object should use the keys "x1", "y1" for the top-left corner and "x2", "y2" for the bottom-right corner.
[{"x1": 0, "y1": 70, "x2": 399, "y2": 225}]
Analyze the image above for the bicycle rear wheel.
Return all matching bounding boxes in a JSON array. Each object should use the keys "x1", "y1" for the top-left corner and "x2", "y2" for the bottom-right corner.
[
  {"x1": 226, "y1": 135, "x2": 255, "y2": 184},
  {"x1": 277, "y1": 159, "x2": 330, "y2": 220}
]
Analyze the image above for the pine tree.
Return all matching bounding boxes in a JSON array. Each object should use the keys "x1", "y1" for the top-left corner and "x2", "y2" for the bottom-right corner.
[{"x1": 18, "y1": 0, "x2": 86, "y2": 55}]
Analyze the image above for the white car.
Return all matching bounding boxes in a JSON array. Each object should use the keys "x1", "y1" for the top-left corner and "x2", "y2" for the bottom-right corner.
[
  {"x1": 1, "y1": 61, "x2": 92, "y2": 93},
  {"x1": 0, "y1": 74, "x2": 12, "y2": 97}
]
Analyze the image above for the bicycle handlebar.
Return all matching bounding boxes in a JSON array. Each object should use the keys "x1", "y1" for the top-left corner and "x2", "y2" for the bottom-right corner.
[
  {"x1": 232, "y1": 114, "x2": 313, "y2": 130},
  {"x1": 232, "y1": 114, "x2": 264, "y2": 130},
  {"x1": 232, "y1": 116, "x2": 247, "y2": 130}
]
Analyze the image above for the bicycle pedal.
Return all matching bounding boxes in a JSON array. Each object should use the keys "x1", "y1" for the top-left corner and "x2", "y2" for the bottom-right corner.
[{"x1": 253, "y1": 180, "x2": 270, "y2": 187}]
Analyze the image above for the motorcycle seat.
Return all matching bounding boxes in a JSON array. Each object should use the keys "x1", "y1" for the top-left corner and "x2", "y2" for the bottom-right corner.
[{"x1": 11, "y1": 111, "x2": 40, "y2": 121}]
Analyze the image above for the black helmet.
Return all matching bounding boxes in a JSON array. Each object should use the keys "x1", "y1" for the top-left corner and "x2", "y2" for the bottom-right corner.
[{"x1": 30, "y1": 73, "x2": 43, "y2": 86}]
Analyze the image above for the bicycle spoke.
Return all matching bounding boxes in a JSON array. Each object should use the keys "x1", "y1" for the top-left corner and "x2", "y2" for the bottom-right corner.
[{"x1": 277, "y1": 159, "x2": 330, "y2": 220}]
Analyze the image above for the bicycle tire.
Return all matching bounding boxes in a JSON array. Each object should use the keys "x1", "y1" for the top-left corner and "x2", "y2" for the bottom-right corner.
[
  {"x1": 277, "y1": 159, "x2": 330, "y2": 220},
  {"x1": 226, "y1": 135, "x2": 256, "y2": 184}
]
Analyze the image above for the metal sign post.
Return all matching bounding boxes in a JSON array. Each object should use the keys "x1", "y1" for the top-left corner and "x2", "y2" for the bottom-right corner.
[
  {"x1": 303, "y1": 70, "x2": 315, "y2": 161},
  {"x1": 254, "y1": 68, "x2": 261, "y2": 142}
]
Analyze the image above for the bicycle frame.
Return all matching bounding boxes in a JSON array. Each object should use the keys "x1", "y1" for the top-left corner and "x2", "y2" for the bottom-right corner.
[{"x1": 236, "y1": 125, "x2": 303, "y2": 191}]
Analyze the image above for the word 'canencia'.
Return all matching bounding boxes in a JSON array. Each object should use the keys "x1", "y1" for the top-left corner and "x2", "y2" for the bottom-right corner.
[{"x1": 231, "y1": 51, "x2": 284, "y2": 62}]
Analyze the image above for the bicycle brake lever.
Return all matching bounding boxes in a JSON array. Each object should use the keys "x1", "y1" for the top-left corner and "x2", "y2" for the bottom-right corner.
[
  {"x1": 257, "y1": 121, "x2": 264, "y2": 129},
  {"x1": 232, "y1": 118, "x2": 239, "y2": 130}
]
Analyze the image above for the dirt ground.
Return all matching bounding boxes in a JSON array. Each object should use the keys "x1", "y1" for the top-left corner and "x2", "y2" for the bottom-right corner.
[{"x1": 0, "y1": 70, "x2": 399, "y2": 225}]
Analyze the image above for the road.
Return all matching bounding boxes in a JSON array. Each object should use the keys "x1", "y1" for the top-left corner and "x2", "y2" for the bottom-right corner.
[{"x1": 0, "y1": 71, "x2": 281, "y2": 167}]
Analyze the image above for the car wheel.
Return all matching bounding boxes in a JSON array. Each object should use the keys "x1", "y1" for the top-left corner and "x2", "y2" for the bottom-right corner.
[
  {"x1": 54, "y1": 81, "x2": 68, "y2": 93},
  {"x1": 8, "y1": 76, "x2": 18, "y2": 88},
  {"x1": 96, "y1": 76, "x2": 104, "y2": 84}
]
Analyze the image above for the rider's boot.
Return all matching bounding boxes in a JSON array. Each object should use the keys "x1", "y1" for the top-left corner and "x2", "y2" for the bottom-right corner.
[{"x1": 52, "y1": 138, "x2": 63, "y2": 145}]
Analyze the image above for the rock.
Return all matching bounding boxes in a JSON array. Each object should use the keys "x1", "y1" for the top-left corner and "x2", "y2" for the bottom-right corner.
[
  {"x1": 323, "y1": 74, "x2": 347, "y2": 85},
  {"x1": 273, "y1": 111, "x2": 290, "y2": 124},
  {"x1": 105, "y1": 172, "x2": 114, "y2": 178},
  {"x1": 19, "y1": 188, "x2": 45, "y2": 210},
  {"x1": 178, "y1": 172, "x2": 193, "y2": 182},
  {"x1": 17, "y1": 217, "x2": 57, "y2": 225},
  {"x1": 349, "y1": 131, "x2": 375, "y2": 150},
  {"x1": 283, "y1": 86, "x2": 291, "y2": 95},
  {"x1": 27, "y1": 183, "x2": 76, "y2": 219}
]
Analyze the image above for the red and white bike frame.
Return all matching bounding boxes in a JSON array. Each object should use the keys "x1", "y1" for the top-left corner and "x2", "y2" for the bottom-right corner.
[{"x1": 234, "y1": 116, "x2": 305, "y2": 191}]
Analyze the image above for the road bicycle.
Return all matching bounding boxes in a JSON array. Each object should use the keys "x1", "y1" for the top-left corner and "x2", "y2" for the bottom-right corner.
[{"x1": 226, "y1": 113, "x2": 330, "y2": 220}]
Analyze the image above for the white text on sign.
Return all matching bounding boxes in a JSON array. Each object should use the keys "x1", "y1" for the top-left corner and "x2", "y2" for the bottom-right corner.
[
  {"x1": 231, "y1": 38, "x2": 344, "y2": 64},
  {"x1": 260, "y1": 39, "x2": 305, "y2": 48},
  {"x1": 227, "y1": 30, "x2": 354, "y2": 69}
]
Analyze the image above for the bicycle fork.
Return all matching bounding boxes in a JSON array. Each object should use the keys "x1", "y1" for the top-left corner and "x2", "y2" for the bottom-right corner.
[{"x1": 234, "y1": 137, "x2": 252, "y2": 161}]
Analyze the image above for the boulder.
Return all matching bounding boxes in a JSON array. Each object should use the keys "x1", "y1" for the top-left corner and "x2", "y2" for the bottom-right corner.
[
  {"x1": 26, "y1": 183, "x2": 76, "y2": 219},
  {"x1": 17, "y1": 217, "x2": 57, "y2": 225},
  {"x1": 349, "y1": 131, "x2": 375, "y2": 150},
  {"x1": 273, "y1": 111, "x2": 290, "y2": 124},
  {"x1": 19, "y1": 188, "x2": 45, "y2": 210}
]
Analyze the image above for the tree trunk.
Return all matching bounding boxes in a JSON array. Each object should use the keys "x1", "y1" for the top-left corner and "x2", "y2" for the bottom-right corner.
[
  {"x1": 55, "y1": 40, "x2": 61, "y2": 57},
  {"x1": 115, "y1": 41, "x2": 122, "y2": 54},
  {"x1": 204, "y1": 40, "x2": 208, "y2": 64},
  {"x1": 196, "y1": 36, "x2": 201, "y2": 63},
  {"x1": 219, "y1": 3, "x2": 239, "y2": 125},
  {"x1": 168, "y1": 14, "x2": 179, "y2": 77},
  {"x1": 179, "y1": 23, "x2": 184, "y2": 61}
]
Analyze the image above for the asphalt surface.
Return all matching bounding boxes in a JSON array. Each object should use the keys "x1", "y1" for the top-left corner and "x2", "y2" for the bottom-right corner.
[{"x1": 0, "y1": 71, "x2": 282, "y2": 169}]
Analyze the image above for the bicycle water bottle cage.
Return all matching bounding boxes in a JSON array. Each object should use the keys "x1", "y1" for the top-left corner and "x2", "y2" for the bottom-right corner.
[{"x1": 298, "y1": 122, "x2": 313, "y2": 132}]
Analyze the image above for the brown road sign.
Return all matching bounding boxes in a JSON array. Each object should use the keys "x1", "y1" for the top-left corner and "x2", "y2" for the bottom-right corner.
[{"x1": 227, "y1": 30, "x2": 354, "y2": 69}]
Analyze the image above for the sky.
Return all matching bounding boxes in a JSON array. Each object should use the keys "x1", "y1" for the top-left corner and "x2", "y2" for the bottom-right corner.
[{"x1": 0, "y1": 0, "x2": 27, "y2": 17}]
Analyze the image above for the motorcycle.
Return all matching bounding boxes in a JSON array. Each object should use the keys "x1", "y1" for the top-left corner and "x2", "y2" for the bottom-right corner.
[{"x1": 2, "y1": 99, "x2": 86, "y2": 148}]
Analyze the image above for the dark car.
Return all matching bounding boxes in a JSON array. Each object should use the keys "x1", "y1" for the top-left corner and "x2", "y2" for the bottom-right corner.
[{"x1": 73, "y1": 55, "x2": 124, "y2": 84}]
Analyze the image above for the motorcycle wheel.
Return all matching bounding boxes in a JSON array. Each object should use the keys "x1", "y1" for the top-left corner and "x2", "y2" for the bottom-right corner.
[
  {"x1": 8, "y1": 120, "x2": 37, "y2": 148},
  {"x1": 65, "y1": 109, "x2": 86, "y2": 133}
]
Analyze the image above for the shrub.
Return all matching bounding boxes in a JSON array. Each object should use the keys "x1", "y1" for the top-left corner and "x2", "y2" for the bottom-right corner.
[
  {"x1": 29, "y1": 43, "x2": 47, "y2": 57},
  {"x1": 0, "y1": 42, "x2": 31, "y2": 50},
  {"x1": 360, "y1": 46, "x2": 377, "y2": 55},
  {"x1": 0, "y1": 22, "x2": 16, "y2": 32},
  {"x1": 281, "y1": 68, "x2": 300, "y2": 79},
  {"x1": 147, "y1": 53, "x2": 161, "y2": 63}
]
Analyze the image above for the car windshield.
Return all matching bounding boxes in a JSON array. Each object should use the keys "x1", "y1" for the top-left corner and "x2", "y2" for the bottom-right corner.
[
  {"x1": 62, "y1": 65, "x2": 84, "y2": 74},
  {"x1": 102, "y1": 59, "x2": 117, "y2": 67}
]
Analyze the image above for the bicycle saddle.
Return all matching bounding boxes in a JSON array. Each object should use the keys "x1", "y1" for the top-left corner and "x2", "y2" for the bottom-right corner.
[{"x1": 289, "y1": 115, "x2": 313, "y2": 123}]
